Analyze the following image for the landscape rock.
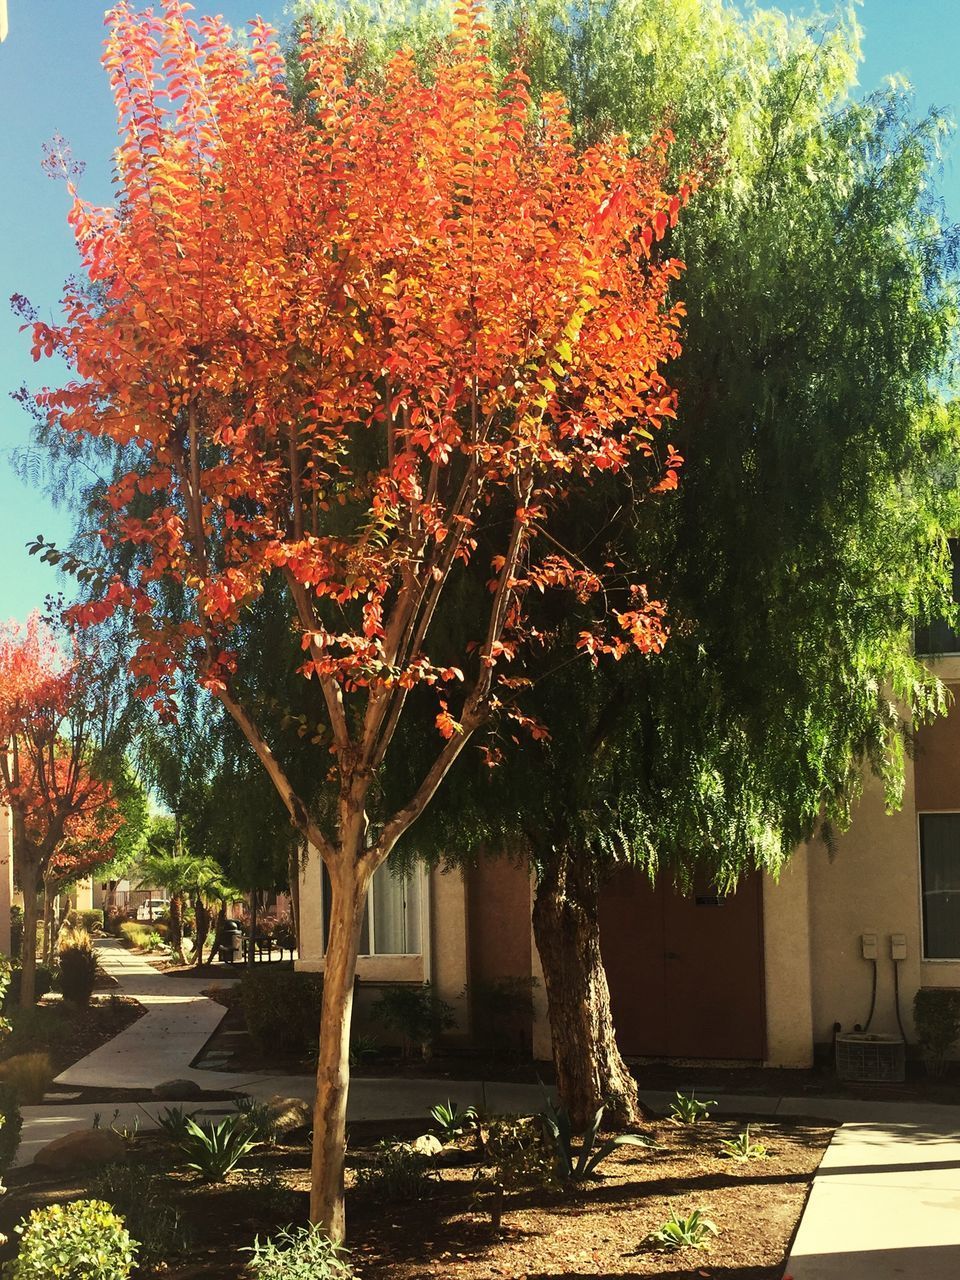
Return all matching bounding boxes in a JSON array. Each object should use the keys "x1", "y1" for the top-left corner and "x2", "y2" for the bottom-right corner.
[
  {"x1": 33, "y1": 1127, "x2": 126, "y2": 1170},
  {"x1": 152, "y1": 1079, "x2": 203, "y2": 1100},
  {"x1": 262, "y1": 1095, "x2": 312, "y2": 1135},
  {"x1": 412, "y1": 1133, "x2": 444, "y2": 1157}
]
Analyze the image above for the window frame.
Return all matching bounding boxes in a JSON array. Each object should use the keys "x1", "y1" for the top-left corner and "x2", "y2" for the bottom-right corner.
[{"x1": 917, "y1": 809, "x2": 960, "y2": 963}]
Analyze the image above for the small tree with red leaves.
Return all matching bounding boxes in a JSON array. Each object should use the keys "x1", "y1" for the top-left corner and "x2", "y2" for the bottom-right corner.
[
  {"x1": 28, "y1": 0, "x2": 691, "y2": 1235},
  {"x1": 0, "y1": 615, "x2": 132, "y2": 1005}
]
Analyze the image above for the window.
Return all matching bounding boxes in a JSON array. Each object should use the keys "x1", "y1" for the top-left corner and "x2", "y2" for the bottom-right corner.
[
  {"x1": 321, "y1": 865, "x2": 422, "y2": 956},
  {"x1": 919, "y1": 813, "x2": 960, "y2": 959},
  {"x1": 915, "y1": 540, "x2": 960, "y2": 656}
]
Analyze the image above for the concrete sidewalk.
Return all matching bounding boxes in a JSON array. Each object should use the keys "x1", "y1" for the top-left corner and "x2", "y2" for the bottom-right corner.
[{"x1": 784, "y1": 1120, "x2": 960, "y2": 1279}]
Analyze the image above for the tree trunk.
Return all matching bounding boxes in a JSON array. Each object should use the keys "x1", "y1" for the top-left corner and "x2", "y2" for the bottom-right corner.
[
  {"x1": 532, "y1": 848, "x2": 645, "y2": 1131},
  {"x1": 194, "y1": 895, "x2": 209, "y2": 967},
  {"x1": 19, "y1": 858, "x2": 41, "y2": 1009},
  {"x1": 41, "y1": 879, "x2": 55, "y2": 967},
  {"x1": 288, "y1": 846, "x2": 301, "y2": 957},
  {"x1": 207, "y1": 902, "x2": 227, "y2": 966},
  {"x1": 247, "y1": 890, "x2": 257, "y2": 970},
  {"x1": 310, "y1": 857, "x2": 368, "y2": 1240},
  {"x1": 169, "y1": 893, "x2": 183, "y2": 957}
]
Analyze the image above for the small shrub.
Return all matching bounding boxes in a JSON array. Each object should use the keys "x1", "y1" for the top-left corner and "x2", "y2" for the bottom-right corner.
[
  {"x1": 719, "y1": 1125, "x2": 767, "y2": 1161},
  {"x1": 9, "y1": 908, "x2": 23, "y2": 961},
  {"x1": 430, "y1": 1098, "x2": 477, "y2": 1142},
  {"x1": 176, "y1": 1114, "x2": 255, "y2": 1181},
  {"x1": 669, "y1": 1091, "x2": 717, "y2": 1124},
  {"x1": 90, "y1": 1162, "x2": 191, "y2": 1267},
  {"x1": 234, "y1": 1095, "x2": 278, "y2": 1143},
  {"x1": 0, "y1": 1051, "x2": 54, "y2": 1104},
  {"x1": 468, "y1": 976, "x2": 538, "y2": 1059},
  {"x1": 480, "y1": 1114, "x2": 556, "y2": 1191},
  {"x1": 58, "y1": 938, "x2": 101, "y2": 1007},
  {"x1": 245, "y1": 1226, "x2": 354, "y2": 1279},
  {"x1": 353, "y1": 1140, "x2": 439, "y2": 1201},
  {"x1": 913, "y1": 988, "x2": 960, "y2": 1076},
  {"x1": 5, "y1": 1199, "x2": 139, "y2": 1279},
  {"x1": 119, "y1": 922, "x2": 168, "y2": 951},
  {"x1": 646, "y1": 1208, "x2": 718, "y2": 1251},
  {"x1": 240, "y1": 970, "x2": 324, "y2": 1056},
  {"x1": 369, "y1": 983, "x2": 455, "y2": 1058},
  {"x1": 539, "y1": 1099, "x2": 658, "y2": 1180},
  {"x1": 67, "y1": 910, "x2": 105, "y2": 934},
  {"x1": 0, "y1": 1083, "x2": 22, "y2": 1173},
  {"x1": 4, "y1": 1004, "x2": 72, "y2": 1058}
]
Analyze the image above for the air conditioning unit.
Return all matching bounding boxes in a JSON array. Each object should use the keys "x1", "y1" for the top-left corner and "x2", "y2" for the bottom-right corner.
[{"x1": 835, "y1": 1033, "x2": 906, "y2": 1083}]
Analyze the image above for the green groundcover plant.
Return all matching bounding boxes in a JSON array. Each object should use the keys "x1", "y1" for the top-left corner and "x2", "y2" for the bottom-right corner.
[{"x1": 4, "y1": 1199, "x2": 138, "y2": 1279}]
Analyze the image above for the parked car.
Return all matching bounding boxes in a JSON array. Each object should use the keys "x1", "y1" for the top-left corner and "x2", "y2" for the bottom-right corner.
[{"x1": 136, "y1": 898, "x2": 168, "y2": 922}]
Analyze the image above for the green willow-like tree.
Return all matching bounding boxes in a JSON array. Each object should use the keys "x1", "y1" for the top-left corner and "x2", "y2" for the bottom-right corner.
[{"x1": 300, "y1": 0, "x2": 960, "y2": 1126}]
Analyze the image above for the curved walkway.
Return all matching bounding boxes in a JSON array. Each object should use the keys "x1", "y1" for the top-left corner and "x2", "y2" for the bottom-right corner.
[{"x1": 21, "y1": 940, "x2": 960, "y2": 1279}]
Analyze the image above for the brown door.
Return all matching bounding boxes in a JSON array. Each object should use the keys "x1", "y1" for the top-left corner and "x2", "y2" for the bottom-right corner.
[{"x1": 599, "y1": 869, "x2": 765, "y2": 1060}]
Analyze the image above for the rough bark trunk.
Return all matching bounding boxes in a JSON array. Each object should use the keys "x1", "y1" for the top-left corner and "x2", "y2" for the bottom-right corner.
[
  {"x1": 194, "y1": 895, "x2": 209, "y2": 967},
  {"x1": 532, "y1": 849, "x2": 645, "y2": 1131},
  {"x1": 310, "y1": 856, "x2": 368, "y2": 1240},
  {"x1": 207, "y1": 903, "x2": 227, "y2": 966},
  {"x1": 169, "y1": 893, "x2": 183, "y2": 958},
  {"x1": 19, "y1": 859, "x2": 40, "y2": 1009}
]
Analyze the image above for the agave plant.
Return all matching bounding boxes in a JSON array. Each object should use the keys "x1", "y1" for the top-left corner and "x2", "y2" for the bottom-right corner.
[
  {"x1": 176, "y1": 1114, "x2": 255, "y2": 1181},
  {"x1": 646, "y1": 1208, "x2": 718, "y2": 1250},
  {"x1": 429, "y1": 1099, "x2": 478, "y2": 1142},
  {"x1": 538, "y1": 1098, "x2": 658, "y2": 1181},
  {"x1": 718, "y1": 1125, "x2": 767, "y2": 1161}
]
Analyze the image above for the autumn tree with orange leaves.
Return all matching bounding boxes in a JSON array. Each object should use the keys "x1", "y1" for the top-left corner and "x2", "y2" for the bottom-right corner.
[
  {"x1": 0, "y1": 615, "x2": 133, "y2": 1005},
  {"x1": 29, "y1": 0, "x2": 692, "y2": 1235}
]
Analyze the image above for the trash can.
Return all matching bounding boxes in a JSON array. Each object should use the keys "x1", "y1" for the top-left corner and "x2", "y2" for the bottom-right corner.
[{"x1": 218, "y1": 920, "x2": 244, "y2": 965}]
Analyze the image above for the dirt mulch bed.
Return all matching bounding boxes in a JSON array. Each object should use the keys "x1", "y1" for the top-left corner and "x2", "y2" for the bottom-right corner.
[
  {"x1": 0, "y1": 1116, "x2": 830, "y2": 1279},
  {"x1": 3, "y1": 995, "x2": 145, "y2": 1078}
]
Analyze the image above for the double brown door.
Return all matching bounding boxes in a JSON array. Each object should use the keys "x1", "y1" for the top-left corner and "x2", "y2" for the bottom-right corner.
[{"x1": 599, "y1": 868, "x2": 765, "y2": 1060}]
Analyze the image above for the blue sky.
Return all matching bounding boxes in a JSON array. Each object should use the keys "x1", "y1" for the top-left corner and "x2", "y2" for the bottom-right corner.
[{"x1": 1, "y1": 0, "x2": 958, "y2": 623}]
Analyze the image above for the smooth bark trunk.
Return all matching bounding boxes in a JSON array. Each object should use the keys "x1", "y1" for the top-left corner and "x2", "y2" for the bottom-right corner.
[
  {"x1": 310, "y1": 857, "x2": 368, "y2": 1240},
  {"x1": 532, "y1": 849, "x2": 645, "y2": 1131},
  {"x1": 41, "y1": 879, "x2": 55, "y2": 967},
  {"x1": 288, "y1": 847, "x2": 301, "y2": 956},
  {"x1": 19, "y1": 859, "x2": 40, "y2": 1009}
]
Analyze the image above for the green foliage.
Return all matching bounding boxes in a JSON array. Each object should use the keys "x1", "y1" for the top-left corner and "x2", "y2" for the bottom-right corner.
[
  {"x1": 244, "y1": 1226, "x2": 354, "y2": 1280},
  {"x1": 539, "y1": 1099, "x2": 657, "y2": 1180},
  {"x1": 429, "y1": 1098, "x2": 478, "y2": 1142},
  {"x1": 913, "y1": 988, "x2": 960, "y2": 1076},
  {"x1": 90, "y1": 1162, "x2": 191, "y2": 1267},
  {"x1": 176, "y1": 1114, "x2": 256, "y2": 1181},
  {"x1": 233, "y1": 1095, "x2": 279, "y2": 1144},
  {"x1": 0, "y1": 1083, "x2": 23, "y2": 1174},
  {"x1": 67, "y1": 910, "x2": 105, "y2": 934},
  {"x1": 0, "y1": 1052, "x2": 54, "y2": 1105},
  {"x1": 2, "y1": 1003, "x2": 71, "y2": 1058},
  {"x1": 468, "y1": 976, "x2": 537, "y2": 1059},
  {"x1": 646, "y1": 1208, "x2": 719, "y2": 1251},
  {"x1": 353, "y1": 1140, "x2": 439, "y2": 1201},
  {"x1": 369, "y1": 983, "x2": 455, "y2": 1058},
  {"x1": 118, "y1": 922, "x2": 167, "y2": 950},
  {"x1": 239, "y1": 970, "x2": 324, "y2": 1056},
  {"x1": 718, "y1": 1125, "x2": 767, "y2": 1161},
  {"x1": 3, "y1": 965, "x2": 53, "y2": 1009},
  {"x1": 478, "y1": 1114, "x2": 556, "y2": 1193},
  {"x1": 5, "y1": 1199, "x2": 139, "y2": 1279},
  {"x1": 155, "y1": 1104, "x2": 200, "y2": 1143},
  {"x1": 669, "y1": 1092, "x2": 717, "y2": 1124},
  {"x1": 58, "y1": 938, "x2": 101, "y2": 1007}
]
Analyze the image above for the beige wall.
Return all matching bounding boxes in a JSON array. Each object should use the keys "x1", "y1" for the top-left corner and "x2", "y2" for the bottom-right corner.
[
  {"x1": 762, "y1": 849, "x2": 814, "y2": 1066},
  {"x1": 295, "y1": 847, "x2": 470, "y2": 1029}
]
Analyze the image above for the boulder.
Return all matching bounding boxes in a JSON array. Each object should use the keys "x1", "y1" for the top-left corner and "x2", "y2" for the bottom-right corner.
[
  {"x1": 152, "y1": 1079, "x2": 203, "y2": 1100},
  {"x1": 262, "y1": 1095, "x2": 312, "y2": 1136},
  {"x1": 34, "y1": 1127, "x2": 126, "y2": 1170},
  {"x1": 412, "y1": 1133, "x2": 444, "y2": 1157}
]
